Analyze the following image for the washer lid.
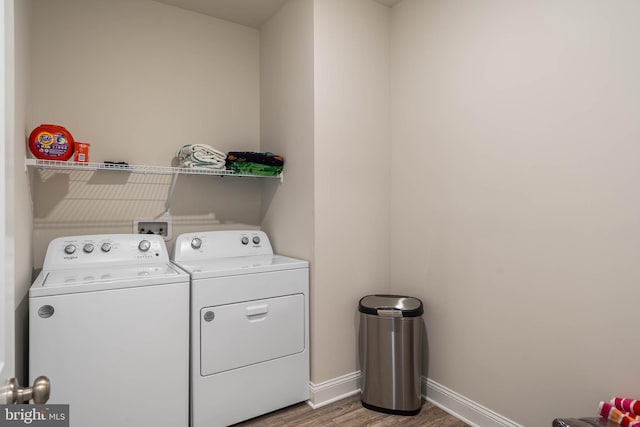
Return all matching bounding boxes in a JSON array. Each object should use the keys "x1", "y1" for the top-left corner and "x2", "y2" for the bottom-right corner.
[
  {"x1": 30, "y1": 263, "x2": 188, "y2": 297},
  {"x1": 173, "y1": 254, "x2": 308, "y2": 279}
]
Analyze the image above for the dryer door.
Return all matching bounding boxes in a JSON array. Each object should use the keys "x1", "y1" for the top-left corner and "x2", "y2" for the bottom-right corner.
[{"x1": 200, "y1": 293, "x2": 305, "y2": 376}]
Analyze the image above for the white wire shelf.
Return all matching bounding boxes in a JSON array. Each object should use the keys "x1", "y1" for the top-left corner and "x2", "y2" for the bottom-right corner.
[{"x1": 24, "y1": 158, "x2": 283, "y2": 181}]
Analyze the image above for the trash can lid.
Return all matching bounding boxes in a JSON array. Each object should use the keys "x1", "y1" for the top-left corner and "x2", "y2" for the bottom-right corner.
[{"x1": 358, "y1": 294, "x2": 424, "y2": 317}]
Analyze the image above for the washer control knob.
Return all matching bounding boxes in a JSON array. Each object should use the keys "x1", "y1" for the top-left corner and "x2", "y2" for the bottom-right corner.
[
  {"x1": 83, "y1": 243, "x2": 95, "y2": 253},
  {"x1": 101, "y1": 242, "x2": 112, "y2": 253},
  {"x1": 241, "y1": 237, "x2": 249, "y2": 245},
  {"x1": 191, "y1": 238, "x2": 202, "y2": 250},
  {"x1": 252, "y1": 236, "x2": 261, "y2": 245},
  {"x1": 64, "y1": 244, "x2": 76, "y2": 255},
  {"x1": 138, "y1": 240, "x2": 151, "y2": 252}
]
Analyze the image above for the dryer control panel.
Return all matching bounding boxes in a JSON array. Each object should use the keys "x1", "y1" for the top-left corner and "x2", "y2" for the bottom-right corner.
[
  {"x1": 173, "y1": 230, "x2": 273, "y2": 261},
  {"x1": 43, "y1": 234, "x2": 169, "y2": 269}
]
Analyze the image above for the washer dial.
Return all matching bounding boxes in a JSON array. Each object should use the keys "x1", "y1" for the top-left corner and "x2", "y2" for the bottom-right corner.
[
  {"x1": 191, "y1": 238, "x2": 202, "y2": 250},
  {"x1": 138, "y1": 240, "x2": 151, "y2": 252}
]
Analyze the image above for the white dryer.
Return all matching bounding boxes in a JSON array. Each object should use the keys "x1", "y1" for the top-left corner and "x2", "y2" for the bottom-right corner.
[
  {"x1": 29, "y1": 234, "x2": 190, "y2": 427},
  {"x1": 172, "y1": 230, "x2": 309, "y2": 427}
]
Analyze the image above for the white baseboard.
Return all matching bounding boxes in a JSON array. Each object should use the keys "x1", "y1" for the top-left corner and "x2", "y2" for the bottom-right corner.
[
  {"x1": 307, "y1": 371, "x2": 361, "y2": 409},
  {"x1": 424, "y1": 378, "x2": 523, "y2": 427},
  {"x1": 308, "y1": 372, "x2": 522, "y2": 427}
]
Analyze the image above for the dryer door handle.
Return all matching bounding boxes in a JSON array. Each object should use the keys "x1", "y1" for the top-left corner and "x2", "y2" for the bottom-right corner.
[{"x1": 246, "y1": 304, "x2": 269, "y2": 319}]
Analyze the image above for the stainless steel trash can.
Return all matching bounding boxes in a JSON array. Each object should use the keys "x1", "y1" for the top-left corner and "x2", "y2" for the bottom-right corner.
[{"x1": 358, "y1": 294, "x2": 424, "y2": 415}]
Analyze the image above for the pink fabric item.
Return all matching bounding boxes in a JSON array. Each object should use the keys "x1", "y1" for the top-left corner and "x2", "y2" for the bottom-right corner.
[
  {"x1": 625, "y1": 413, "x2": 640, "y2": 422},
  {"x1": 613, "y1": 398, "x2": 640, "y2": 416},
  {"x1": 599, "y1": 402, "x2": 640, "y2": 427}
]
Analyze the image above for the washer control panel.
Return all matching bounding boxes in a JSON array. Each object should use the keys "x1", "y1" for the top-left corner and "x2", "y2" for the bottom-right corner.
[
  {"x1": 173, "y1": 230, "x2": 273, "y2": 262},
  {"x1": 43, "y1": 234, "x2": 169, "y2": 269}
]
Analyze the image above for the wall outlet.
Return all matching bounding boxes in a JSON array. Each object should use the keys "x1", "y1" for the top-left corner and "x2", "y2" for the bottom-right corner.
[{"x1": 133, "y1": 218, "x2": 172, "y2": 241}]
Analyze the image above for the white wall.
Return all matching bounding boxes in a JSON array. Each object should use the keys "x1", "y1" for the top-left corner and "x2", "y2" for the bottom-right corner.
[
  {"x1": 13, "y1": 0, "x2": 32, "y2": 385},
  {"x1": 29, "y1": 0, "x2": 262, "y2": 266},
  {"x1": 391, "y1": 0, "x2": 640, "y2": 425},
  {"x1": 313, "y1": 0, "x2": 390, "y2": 382},
  {"x1": 261, "y1": 0, "x2": 391, "y2": 385},
  {"x1": 259, "y1": 0, "x2": 316, "y2": 379},
  {"x1": 260, "y1": 0, "x2": 315, "y2": 263}
]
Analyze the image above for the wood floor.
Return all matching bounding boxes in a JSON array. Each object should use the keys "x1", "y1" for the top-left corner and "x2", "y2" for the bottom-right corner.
[{"x1": 234, "y1": 394, "x2": 469, "y2": 427}]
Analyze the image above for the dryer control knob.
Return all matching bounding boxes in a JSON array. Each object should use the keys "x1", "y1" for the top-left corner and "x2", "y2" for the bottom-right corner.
[
  {"x1": 64, "y1": 244, "x2": 76, "y2": 255},
  {"x1": 101, "y1": 242, "x2": 112, "y2": 253},
  {"x1": 191, "y1": 238, "x2": 202, "y2": 250},
  {"x1": 252, "y1": 236, "x2": 261, "y2": 245},
  {"x1": 138, "y1": 240, "x2": 151, "y2": 252},
  {"x1": 241, "y1": 237, "x2": 249, "y2": 245},
  {"x1": 83, "y1": 243, "x2": 94, "y2": 253}
]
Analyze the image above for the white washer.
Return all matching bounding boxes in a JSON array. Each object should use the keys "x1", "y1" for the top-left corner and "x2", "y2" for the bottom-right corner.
[
  {"x1": 172, "y1": 230, "x2": 309, "y2": 427},
  {"x1": 29, "y1": 234, "x2": 190, "y2": 427}
]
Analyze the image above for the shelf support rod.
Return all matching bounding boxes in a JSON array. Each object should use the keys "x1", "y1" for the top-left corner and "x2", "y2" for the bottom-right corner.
[{"x1": 164, "y1": 172, "x2": 179, "y2": 215}]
